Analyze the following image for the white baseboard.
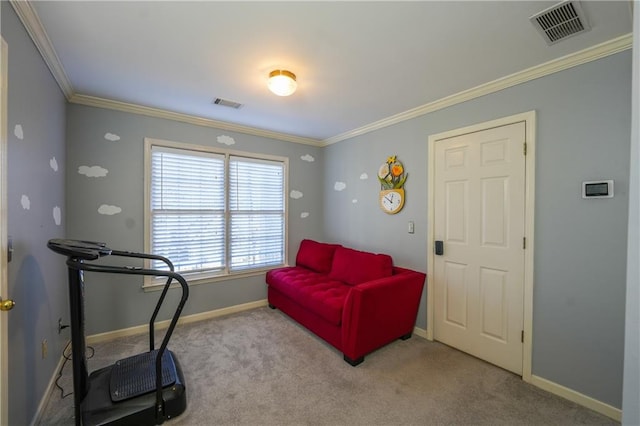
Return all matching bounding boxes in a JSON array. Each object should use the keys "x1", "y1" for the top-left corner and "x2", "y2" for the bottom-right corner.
[
  {"x1": 31, "y1": 346, "x2": 68, "y2": 426},
  {"x1": 34, "y1": 300, "x2": 267, "y2": 424},
  {"x1": 413, "y1": 326, "x2": 428, "y2": 339},
  {"x1": 412, "y1": 328, "x2": 619, "y2": 421},
  {"x1": 529, "y1": 375, "x2": 621, "y2": 421},
  {"x1": 87, "y1": 299, "x2": 268, "y2": 344},
  {"x1": 36, "y1": 304, "x2": 621, "y2": 424}
]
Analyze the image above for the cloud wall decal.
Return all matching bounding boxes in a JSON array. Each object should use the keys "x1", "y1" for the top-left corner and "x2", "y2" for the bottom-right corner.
[
  {"x1": 360, "y1": 173, "x2": 368, "y2": 180},
  {"x1": 217, "y1": 135, "x2": 236, "y2": 145},
  {"x1": 334, "y1": 182, "x2": 346, "y2": 191},
  {"x1": 290, "y1": 190, "x2": 303, "y2": 199},
  {"x1": 50, "y1": 157, "x2": 59, "y2": 172},
  {"x1": 78, "y1": 165, "x2": 108, "y2": 178},
  {"x1": 98, "y1": 204, "x2": 122, "y2": 215},
  {"x1": 21, "y1": 195, "x2": 30, "y2": 210},
  {"x1": 53, "y1": 206, "x2": 61, "y2": 225},
  {"x1": 300, "y1": 212, "x2": 310, "y2": 218},
  {"x1": 104, "y1": 133, "x2": 121, "y2": 141},
  {"x1": 301, "y1": 154, "x2": 315, "y2": 162},
  {"x1": 14, "y1": 125, "x2": 23, "y2": 140}
]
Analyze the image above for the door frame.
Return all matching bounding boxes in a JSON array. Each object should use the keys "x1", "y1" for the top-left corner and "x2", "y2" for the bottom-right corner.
[
  {"x1": 1, "y1": 36, "x2": 9, "y2": 426},
  {"x1": 426, "y1": 111, "x2": 536, "y2": 382}
]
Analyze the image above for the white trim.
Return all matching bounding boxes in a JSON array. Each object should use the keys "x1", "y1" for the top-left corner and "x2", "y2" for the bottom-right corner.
[
  {"x1": 29, "y1": 348, "x2": 68, "y2": 426},
  {"x1": 322, "y1": 34, "x2": 631, "y2": 146},
  {"x1": 8, "y1": 0, "x2": 74, "y2": 99},
  {"x1": 413, "y1": 326, "x2": 428, "y2": 340},
  {"x1": 11, "y1": 0, "x2": 630, "y2": 148},
  {"x1": 34, "y1": 301, "x2": 267, "y2": 423},
  {"x1": 530, "y1": 375, "x2": 622, "y2": 421},
  {"x1": 0, "y1": 37, "x2": 9, "y2": 426},
  {"x1": 426, "y1": 111, "x2": 536, "y2": 383},
  {"x1": 522, "y1": 112, "x2": 536, "y2": 383},
  {"x1": 71, "y1": 94, "x2": 322, "y2": 146},
  {"x1": 86, "y1": 299, "x2": 268, "y2": 345},
  {"x1": 143, "y1": 137, "x2": 288, "y2": 288}
]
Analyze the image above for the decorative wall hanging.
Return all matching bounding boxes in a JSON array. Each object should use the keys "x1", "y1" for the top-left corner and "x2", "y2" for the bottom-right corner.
[{"x1": 378, "y1": 155, "x2": 407, "y2": 214}]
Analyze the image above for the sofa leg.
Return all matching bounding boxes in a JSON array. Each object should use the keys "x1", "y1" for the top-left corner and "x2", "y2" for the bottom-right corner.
[
  {"x1": 268, "y1": 303, "x2": 276, "y2": 309},
  {"x1": 400, "y1": 332, "x2": 412, "y2": 341},
  {"x1": 344, "y1": 355, "x2": 364, "y2": 367}
]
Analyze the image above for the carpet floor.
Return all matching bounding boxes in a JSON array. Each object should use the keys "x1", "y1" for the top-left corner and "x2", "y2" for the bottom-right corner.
[{"x1": 39, "y1": 307, "x2": 618, "y2": 425}]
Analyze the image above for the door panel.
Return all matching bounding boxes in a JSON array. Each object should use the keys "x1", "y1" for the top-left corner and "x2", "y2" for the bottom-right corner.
[
  {"x1": 445, "y1": 181, "x2": 468, "y2": 243},
  {"x1": 434, "y1": 121, "x2": 526, "y2": 375},
  {"x1": 479, "y1": 267, "x2": 507, "y2": 341},
  {"x1": 482, "y1": 177, "x2": 508, "y2": 247},
  {"x1": 444, "y1": 261, "x2": 468, "y2": 328}
]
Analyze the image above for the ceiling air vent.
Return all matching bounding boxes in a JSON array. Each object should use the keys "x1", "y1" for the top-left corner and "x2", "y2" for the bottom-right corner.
[
  {"x1": 212, "y1": 98, "x2": 243, "y2": 109},
  {"x1": 530, "y1": 1, "x2": 591, "y2": 45}
]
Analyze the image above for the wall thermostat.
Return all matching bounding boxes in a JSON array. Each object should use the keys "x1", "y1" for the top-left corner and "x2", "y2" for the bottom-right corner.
[{"x1": 582, "y1": 180, "x2": 614, "y2": 199}]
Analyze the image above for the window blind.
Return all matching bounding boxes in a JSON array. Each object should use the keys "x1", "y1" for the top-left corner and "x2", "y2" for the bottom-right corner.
[
  {"x1": 150, "y1": 147, "x2": 225, "y2": 273},
  {"x1": 147, "y1": 143, "x2": 286, "y2": 284},
  {"x1": 229, "y1": 156, "x2": 285, "y2": 271}
]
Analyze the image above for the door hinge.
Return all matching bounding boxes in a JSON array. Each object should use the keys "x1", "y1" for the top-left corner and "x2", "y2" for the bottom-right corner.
[
  {"x1": 524, "y1": 142, "x2": 527, "y2": 156},
  {"x1": 523, "y1": 237, "x2": 526, "y2": 249},
  {"x1": 521, "y1": 330, "x2": 524, "y2": 343}
]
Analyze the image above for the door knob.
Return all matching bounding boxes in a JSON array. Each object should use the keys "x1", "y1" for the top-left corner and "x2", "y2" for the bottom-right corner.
[{"x1": 0, "y1": 298, "x2": 15, "y2": 311}]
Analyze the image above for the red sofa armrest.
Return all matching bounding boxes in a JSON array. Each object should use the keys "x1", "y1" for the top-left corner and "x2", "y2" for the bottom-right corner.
[{"x1": 341, "y1": 268, "x2": 425, "y2": 361}]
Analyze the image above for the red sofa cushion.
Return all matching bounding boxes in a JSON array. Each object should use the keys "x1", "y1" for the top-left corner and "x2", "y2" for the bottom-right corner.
[
  {"x1": 295, "y1": 239, "x2": 341, "y2": 273},
  {"x1": 266, "y1": 266, "x2": 350, "y2": 326},
  {"x1": 329, "y1": 247, "x2": 393, "y2": 286}
]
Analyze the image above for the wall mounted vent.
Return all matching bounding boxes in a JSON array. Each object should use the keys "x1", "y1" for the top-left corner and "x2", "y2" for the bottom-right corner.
[
  {"x1": 213, "y1": 98, "x2": 243, "y2": 109},
  {"x1": 530, "y1": 1, "x2": 591, "y2": 45}
]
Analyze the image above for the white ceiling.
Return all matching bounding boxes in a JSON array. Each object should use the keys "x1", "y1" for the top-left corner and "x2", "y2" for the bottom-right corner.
[{"x1": 20, "y1": 1, "x2": 634, "y2": 143}]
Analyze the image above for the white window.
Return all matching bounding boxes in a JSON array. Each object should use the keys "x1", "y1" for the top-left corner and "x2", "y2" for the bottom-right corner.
[{"x1": 144, "y1": 138, "x2": 287, "y2": 287}]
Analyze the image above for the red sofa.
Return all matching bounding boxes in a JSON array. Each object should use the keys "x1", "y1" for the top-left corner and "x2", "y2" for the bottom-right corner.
[{"x1": 266, "y1": 239, "x2": 425, "y2": 366}]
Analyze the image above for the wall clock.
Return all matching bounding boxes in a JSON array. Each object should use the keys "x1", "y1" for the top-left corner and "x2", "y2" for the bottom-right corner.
[
  {"x1": 380, "y1": 189, "x2": 405, "y2": 214},
  {"x1": 378, "y1": 155, "x2": 408, "y2": 215}
]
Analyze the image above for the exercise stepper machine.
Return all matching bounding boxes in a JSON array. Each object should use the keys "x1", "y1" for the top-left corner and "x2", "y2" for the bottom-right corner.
[{"x1": 48, "y1": 239, "x2": 189, "y2": 425}]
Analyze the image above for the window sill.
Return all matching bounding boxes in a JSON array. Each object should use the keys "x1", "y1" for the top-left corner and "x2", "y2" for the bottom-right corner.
[{"x1": 141, "y1": 265, "x2": 287, "y2": 293}]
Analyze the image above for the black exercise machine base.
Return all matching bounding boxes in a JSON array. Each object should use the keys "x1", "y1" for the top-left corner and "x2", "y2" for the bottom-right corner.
[
  {"x1": 47, "y1": 239, "x2": 190, "y2": 426},
  {"x1": 82, "y1": 351, "x2": 186, "y2": 426}
]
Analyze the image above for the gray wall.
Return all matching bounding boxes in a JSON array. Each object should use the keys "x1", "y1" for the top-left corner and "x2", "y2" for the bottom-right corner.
[
  {"x1": 4, "y1": 0, "x2": 634, "y2": 418},
  {"x1": 1, "y1": 3, "x2": 68, "y2": 426},
  {"x1": 65, "y1": 104, "x2": 324, "y2": 335},
  {"x1": 324, "y1": 51, "x2": 631, "y2": 408},
  {"x1": 622, "y1": 4, "x2": 639, "y2": 424}
]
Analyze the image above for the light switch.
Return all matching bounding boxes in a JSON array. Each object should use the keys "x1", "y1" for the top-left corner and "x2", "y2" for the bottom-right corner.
[{"x1": 408, "y1": 221, "x2": 415, "y2": 234}]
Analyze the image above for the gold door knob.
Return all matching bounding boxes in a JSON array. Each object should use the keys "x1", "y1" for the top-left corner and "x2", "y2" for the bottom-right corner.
[{"x1": 0, "y1": 298, "x2": 15, "y2": 311}]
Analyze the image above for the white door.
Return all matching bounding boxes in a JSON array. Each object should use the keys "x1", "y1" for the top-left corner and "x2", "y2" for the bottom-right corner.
[
  {"x1": 433, "y1": 121, "x2": 526, "y2": 375},
  {"x1": 0, "y1": 37, "x2": 10, "y2": 426}
]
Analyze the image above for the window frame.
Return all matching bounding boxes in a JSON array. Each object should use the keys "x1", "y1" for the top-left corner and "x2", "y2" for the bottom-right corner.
[{"x1": 143, "y1": 137, "x2": 289, "y2": 288}]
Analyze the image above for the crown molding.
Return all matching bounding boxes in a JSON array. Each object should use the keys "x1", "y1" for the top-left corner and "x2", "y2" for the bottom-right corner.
[
  {"x1": 10, "y1": 0, "x2": 321, "y2": 147},
  {"x1": 69, "y1": 94, "x2": 323, "y2": 146},
  {"x1": 10, "y1": 0, "x2": 631, "y2": 148},
  {"x1": 322, "y1": 33, "x2": 633, "y2": 146},
  {"x1": 9, "y1": 0, "x2": 74, "y2": 99}
]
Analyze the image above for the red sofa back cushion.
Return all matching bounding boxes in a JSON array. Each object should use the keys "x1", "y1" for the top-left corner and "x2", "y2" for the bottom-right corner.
[
  {"x1": 329, "y1": 247, "x2": 393, "y2": 286},
  {"x1": 296, "y1": 239, "x2": 341, "y2": 273}
]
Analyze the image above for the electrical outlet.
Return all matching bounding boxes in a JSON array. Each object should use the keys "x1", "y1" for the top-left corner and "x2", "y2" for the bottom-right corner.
[{"x1": 41, "y1": 339, "x2": 48, "y2": 359}]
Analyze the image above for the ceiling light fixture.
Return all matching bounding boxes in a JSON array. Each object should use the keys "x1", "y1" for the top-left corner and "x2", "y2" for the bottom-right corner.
[{"x1": 268, "y1": 70, "x2": 297, "y2": 96}]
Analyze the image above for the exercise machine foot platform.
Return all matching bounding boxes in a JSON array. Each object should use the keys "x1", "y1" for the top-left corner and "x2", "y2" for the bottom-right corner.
[{"x1": 48, "y1": 239, "x2": 189, "y2": 425}]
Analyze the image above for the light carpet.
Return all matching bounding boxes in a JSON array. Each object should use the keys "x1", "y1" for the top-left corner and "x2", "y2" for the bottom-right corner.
[{"x1": 39, "y1": 307, "x2": 617, "y2": 425}]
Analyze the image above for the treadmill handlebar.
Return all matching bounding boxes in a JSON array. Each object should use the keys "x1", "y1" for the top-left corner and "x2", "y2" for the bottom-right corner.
[
  {"x1": 48, "y1": 239, "x2": 189, "y2": 423},
  {"x1": 47, "y1": 239, "x2": 176, "y2": 273},
  {"x1": 47, "y1": 239, "x2": 111, "y2": 260}
]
